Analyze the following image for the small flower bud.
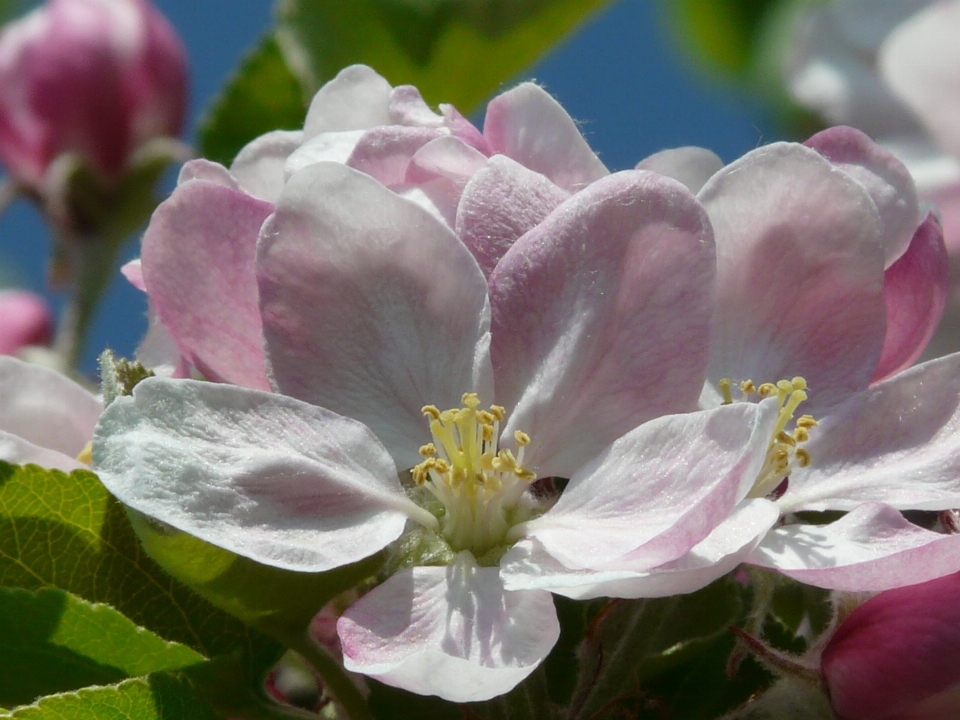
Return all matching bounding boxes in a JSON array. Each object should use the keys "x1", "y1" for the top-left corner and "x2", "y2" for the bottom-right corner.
[{"x1": 0, "y1": 289, "x2": 52, "y2": 354}]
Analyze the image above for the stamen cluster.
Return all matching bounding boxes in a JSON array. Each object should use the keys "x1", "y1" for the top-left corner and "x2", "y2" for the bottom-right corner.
[
  {"x1": 719, "y1": 377, "x2": 818, "y2": 499},
  {"x1": 412, "y1": 393, "x2": 537, "y2": 555}
]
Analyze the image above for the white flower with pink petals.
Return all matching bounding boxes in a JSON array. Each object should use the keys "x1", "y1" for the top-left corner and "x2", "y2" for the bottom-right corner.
[{"x1": 93, "y1": 159, "x2": 790, "y2": 701}]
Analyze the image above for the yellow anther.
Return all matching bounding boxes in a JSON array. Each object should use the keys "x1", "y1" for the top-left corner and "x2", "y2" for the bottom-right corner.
[
  {"x1": 740, "y1": 380, "x2": 756, "y2": 394},
  {"x1": 480, "y1": 451, "x2": 495, "y2": 471},
  {"x1": 516, "y1": 467, "x2": 537, "y2": 482},
  {"x1": 796, "y1": 448, "x2": 811, "y2": 467},
  {"x1": 777, "y1": 379, "x2": 794, "y2": 392},
  {"x1": 489, "y1": 405, "x2": 506, "y2": 422},
  {"x1": 477, "y1": 410, "x2": 495, "y2": 426},
  {"x1": 434, "y1": 458, "x2": 450, "y2": 474},
  {"x1": 514, "y1": 430, "x2": 531, "y2": 447},
  {"x1": 797, "y1": 415, "x2": 818, "y2": 429},
  {"x1": 791, "y1": 377, "x2": 807, "y2": 391},
  {"x1": 76, "y1": 442, "x2": 93, "y2": 466},
  {"x1": 419, "y1": 444, "x2": 437, "y2": 458},
  {"x1": 719, "y1": 378, "x2": 734, "y2": 405},
  {"x1": 482, "y1": 424, "x2": 494, "y2": 442},
  {"x1": 776, "y1": 431, "x2": 797, "y2": 447},
  {"x1": 758, "y1": 383, "x2": 776, "y2": 398},
  {"x1": 422, "y1": 405, "x2": 441, "y2": 420},
  {"x1": 462, "y1": 392, "x2": 480, "y2": 409},
  {"x1": 793, "y1": 427, "x2": 810, "y2": 443}
]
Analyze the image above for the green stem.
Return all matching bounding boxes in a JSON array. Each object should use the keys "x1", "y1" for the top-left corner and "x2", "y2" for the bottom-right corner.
[{"x1": 287, "y1": 634, "x2": 374, "y2": 720}]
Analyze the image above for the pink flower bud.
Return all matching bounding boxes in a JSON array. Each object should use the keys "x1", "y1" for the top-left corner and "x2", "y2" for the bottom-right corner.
[
  {"x1": 822, "y1": 572, "x2": 960, "y2": 720},
  {"x1": 0, "y1": 290, "x2": 52, "y2": 353},
  {"x1": 0, "y1": 0, "x2": 186, "y2": 187}
]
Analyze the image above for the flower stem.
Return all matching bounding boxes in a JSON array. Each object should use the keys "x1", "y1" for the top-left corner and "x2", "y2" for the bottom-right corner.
[{"x1": 287, "y1": 634, "x2": 374, "y2": 720}]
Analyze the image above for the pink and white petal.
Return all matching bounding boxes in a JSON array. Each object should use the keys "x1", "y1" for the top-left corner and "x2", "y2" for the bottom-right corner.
[
  {"x1": 302, "y1": 65, "x2": 392, "y2": 139},
  {"x1": 880, "y1": 1, "x2": 960, "y2": 160},
  {"x1": 872, "y1": 213, "x2": 948, "y2": 383},
  {"x1": 455, "y1": 155, "x2": 569, "y2": 278},
  {"x1": 0, "y1": 430, "x2": 87, "y2": 472},
  {"x1": 636, "y1": 146, "x2": 724, "y2": 194},
  {"x1": 440, "y1": 104, "x2": 490, "y2": 155},
  {"x1": 490, "y1": 171, "x2": 715, "y2": 477},
  {"x1": 483, "y1": 83, "x2": 608, "y2": 192},
  {"x1": 284, "y1": 130, "x2": 365, "y2": 176},
  {"x1": 135, "y1": 307, "x2": 184, "y2": 374},
  {"x1": 699, "y1": 143, "x2": 886, "y2": 408},
  {"x1": 396, "y1": 180, "x2": 459, "y2": 229},
  {"x1": 516, "y1": 401, "x2": 777, "y2": 570},
  {"x1": 405, "y1": 135, "x2": 487, "y2": 186},
  {"x1": 345, "y1": 126, "x2": 445, "y2": 187},
  {"x1": 749, "y1": 503, "x2": 960, "y2": 591},
  {"x1": 142, "y1": 179, "x2": 273, "y2": 390},
  {"x1": 120, "y1": 259, "x2": 145, "y2": 291},
  {"x1": 779, "y1": 354, "x2": 960, "y2": 513},
  {"x1": 805, "y1": 126, "x2": 921, "y2": 266},
  {"x1": 177, "y1": 159, "x2": 241, "y2": 191},
  {"x1": 388, "y1": 85, "x2": 443, "y2": 127},
  {"x1": 503, "y1": 499, "x2": 780, "y2": 600},
  {"x1": 338, "y1": 554, "x2": 558, "y2": 702},
  {"x1": 259, "y1": 162, "x2": 493, "y2": 470},
  {"x1": 229, "y1": 130, "x2": 304, "y2": 203},
  {"x1": 0, "y1": 357, "x2": 100, "y2": 458},
  {"x1": 93, "y1": 378, "x2": 429, "y2": 572}
]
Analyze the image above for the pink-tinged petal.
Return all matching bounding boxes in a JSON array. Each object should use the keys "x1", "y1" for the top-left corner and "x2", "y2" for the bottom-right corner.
[
  {"x1": 516, "y1": 400, "x2": 776, "y2": 570},
  {"x1": 502, "y1": 499, "x2": 780, "y2": 600},
  {"x1": 405, "y1": 135, "x2": 487, "y2": 186},
  {"x1": 636, "y1": 146, "x2": 723, "y2": 194},
  {"x1": 823, "y1": 572, "x2": 960, "y2": 720},
  {"x1": 136, "y1": 306, "x2": 184, "y2": 373},
  {"x1": 395, "y1": 181, "x2": 459, "y2": 228},
  {"x1": 303, "y1": 65, "x2": 392, "y2": 140},
  {"x1": 872, "y1": 213, "x2": 948, "y2": 382},
  {"x1": 749, "y1": 503, "x2": 960, "y2": 591},
  {"x1": 0, "y1": 430, "x2": 86, "y2": 471},
  {"x1": 490, "y1": 171, "x2": 715, "y2": 477},
  {"x1": 455, "y1": 155, "x2": 569, "y2": 278},
  {"x1": 120, "y1": 258, "x2": 145, "y2": 291},
  {"x1": 142, "y1": 179, "x2": 273, "y2": 390},
  {"x1": 388, "y1": 85, "x2": 443, "y2": 127},
  {"x1": 440, "y1": 104, "x2": 490, "y2": 155},
  {"x1": 230, "y1": 130, "x2": 304, "y2": 203},
  {"x1": 805, "y1": 126, "x2": 921, "y2": 267},
  {"x1": 0, "y1": 290, "x2": 52, "y2": 353},
  {"x1": 345, "y1": 126, "x2": 445, "y2": 187},
  {"x1": 338, "y1": 554, "x2": 558, "y2": 702},
  {"x1": 284, "y1": 129, "x2": 365, "y2": 176},
  {"x1": 699, "y1": 143, "x2": 885, "y2": 408},
  {"x1": 177, "y1": 159, "x2": 241, "y2": 191},
  {"x1": 779, "y1": 354, "x2": 960, "y2": 513},
  {"x1": 483, "y1": 83, "x2": 607, "y2": 192},
  {"x1": 259, "y1": 162, "x2": 492, "y2": 470},
  {"x1": 93, "y1": 378, "x2": 429, "y2": 572},
  {"x1": 880, "y1": 2, "x2": 960, "y2": 160},
  {"x1": 0, "y1": 356, "x2": 100, "y2": 457},
  {"x1": 922, "y1": 182, "x2": 960, "y2": 360}
]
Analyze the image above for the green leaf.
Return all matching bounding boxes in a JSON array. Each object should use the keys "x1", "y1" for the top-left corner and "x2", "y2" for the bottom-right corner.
[
  {"x1": 567, "y1": 578, "x2": 750, "y2": 720},
  {"x1": 198, "y1": 35, "x2": 308, "y2": 166},
  {"x1": 0, "y1": 586, "x2": 203, "y2": 707},
  {"x1": 0, "y1": 672, "x2": 219, "y2": 720},
  {"x1": 275, "y1": 0, "x2": 612, "y2": 114},
  {"x1": 0, "y1": 462, "x2": 267, "y2": 660}
]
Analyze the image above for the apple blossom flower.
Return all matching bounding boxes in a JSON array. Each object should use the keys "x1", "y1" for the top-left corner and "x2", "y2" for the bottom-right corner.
[
  {"x1": 126, "y1": 64, "x2": 606, "y2": 387},
  {"x1": 670, "y1": 136, "x2": 960, "y2": 592},
  {"x1": 0, "y1": 355, "x2": 101, "y2": 471},
  {"x1": 784, "y1": 0, "x2": 960, "y2": 356},
  {"x1": 0, "y1": 0, "x2": 186, "y2": 189},
  {"x1": 0, "y1": 290, "x2": 53, "y2": 354},
  {"x1": 94, "y1": 160, "x2": 788, "y2": 701},
  {"x1": 821, "y1": 572, "x2": 960, "y2": 720}
]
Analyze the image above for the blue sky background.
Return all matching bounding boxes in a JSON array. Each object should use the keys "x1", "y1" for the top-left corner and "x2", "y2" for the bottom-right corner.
[{"x1": 0, "y1": 0, "x2": 777, "y2": 374}]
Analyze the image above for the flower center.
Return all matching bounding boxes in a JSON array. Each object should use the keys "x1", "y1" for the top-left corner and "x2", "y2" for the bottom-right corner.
[
  {"x1": 411, "y1": 393, "x2": 538, "y2": 556},
  {"x1": 718, "y1": 376, "x2": 818, "y2": 500}
]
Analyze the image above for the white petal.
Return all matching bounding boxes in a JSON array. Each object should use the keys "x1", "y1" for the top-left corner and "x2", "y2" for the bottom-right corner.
[
  {"x1": 93, "y1": 378, "x2": 430, "y2": 572},
  {"x1": 230, "y1": 130, "x2": 304, "y2": 203},
  {"x1": 303, "y1": 65, "x2": 391, "y2": 139},
  {"x1": 635, "y1": 146, "x2": 724, "y2": 194},
  {"x1": 780, "y1": 354, "x2": 960, "y2": 512},
  {"x1": 0, "y1": 357, "x2": 100, "y2": 458},
  {"x1": 502, "y1": 499, "x2": 780, "y2": 599},
  {"x1": 338, "y1": 553, "x2": 558, "y2": 702},
  {"x1": 750, "y1": 503, "x2": 960, "y2": 591},
  {"x1": 284, "y1": 130, "x2": 365, "y2": 177},
  {"x1": 259, "y1": 162, "x2": 493, "y2": 470},
  {"x1": 0, "y1": 430, "x2": 87, "y2": 472},
  {"x1": 177, "y1": 159, "x2": 241, "y2": 190},
  {"x1": 517, "y1": 401, "x2": 777, "y2": 570}
]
